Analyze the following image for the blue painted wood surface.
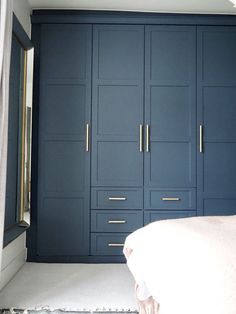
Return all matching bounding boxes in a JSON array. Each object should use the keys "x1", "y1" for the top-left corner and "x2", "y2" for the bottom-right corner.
[
  {"x1": 36, "y1": 24, "x2": 92, "y2": 256},
  {"x1": 91, "y1": 25, "x2": 144, "y2": 187},
  {"x1": 30, "y1": 14, "x2": 236, "y2": 262},
  {"x1": 197, "y1": 26, "x2": 236, "y2": 216}
]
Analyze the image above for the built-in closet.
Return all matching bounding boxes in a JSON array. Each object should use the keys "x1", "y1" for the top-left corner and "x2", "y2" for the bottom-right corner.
[{"x1": 29, "y1": 11, "x2": 236, "y2": 262}]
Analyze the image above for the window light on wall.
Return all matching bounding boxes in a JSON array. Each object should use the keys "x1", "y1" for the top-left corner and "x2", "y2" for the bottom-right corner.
[{"x1": 229, "y1": 0, "x2": 236, "y2": 6}]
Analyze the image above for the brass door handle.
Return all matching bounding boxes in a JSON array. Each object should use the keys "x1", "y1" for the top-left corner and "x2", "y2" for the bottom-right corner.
[
  {"x1": 108, "y1": 220, "x2": 126, "y2": 224},
  {"x1": 146, "y1": 124, "x2": 150, "y2": 152},
  {"x1": 108, "y1": 243, "x2": 124, "y2": 247},
  {"x1": 86, "y1": 123, "x2": 89, "y2": 152},
  {"x1": 108, "y1": 197, "x2": 127, "y2": 201},
  {"x1": 139, "y1": 124, "x2": 143, "y2": 152},
  {"x1": 199, "y1": 124, "x2": 203, "y2": 153},
  {"x1": 162, "y1": 197, "x2": 180, "y2": 201}
]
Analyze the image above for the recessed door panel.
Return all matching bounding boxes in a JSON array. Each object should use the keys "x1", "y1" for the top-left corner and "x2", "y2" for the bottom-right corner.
[
  {"x1": 200, "y1": 28, "x2": 236, "y2": 84},
  {"x1": 149, "y1": 28, "x2": 194, "y2": 83},
  {"x1": 97, "y1": 85, "x2": 141, "y2": 136},
  {"x1": 96, "y1": 26, "x2": 143, "y2": 80},
  {"x1": 203, "y1": 87, "x2": 236, "y2": 142},
  {"x1": 95, "y1": 141, "x2": 143, "y2": 186},
  {"x1": 41, "y1": 24, "x2": 89, "y2": 79},
  {"x1": 149, "y1": 142, "x2": 193, "y2": 187},
  {"x1": 150, "y1": 86, "x2": 192, "y2": 141},
  {"x1": 38, "y1": 198, "x2": 87, "y2": 255},
  {"x1": 43, "y1": 84, "x2": 86, "y2": 137},
  {"x1": 43, "y1": 141, "x2": 85, "y2": 193},
  {"x1": 203, "y1": 143, "x2": 236, "y2": 194}
]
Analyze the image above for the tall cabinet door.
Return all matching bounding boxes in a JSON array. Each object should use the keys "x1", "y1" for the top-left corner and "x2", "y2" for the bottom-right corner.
[
  {"x1": 197, "y1": 27, "x2": 236, "y2": 216},
  {"x1": 144, "y1": 26, "x2": 197, "y2": 211},
  {"x1": 37, "y1": 24, "x2": 92, "y2": 256},
  {"x1": 92, "y1": 25, "x2": 144, "y2": 187}
]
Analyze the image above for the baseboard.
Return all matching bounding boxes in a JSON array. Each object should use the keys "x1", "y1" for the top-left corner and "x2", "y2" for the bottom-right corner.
[
  {"x1": 1, "y1": 233, "x2": 26, "y2": 270},
  {"x1": 0, "y1": 233, "x2": 27, "y2": 291},
  {"x1": 0, "y1": 249, "x2": 27, "y2": 291}
]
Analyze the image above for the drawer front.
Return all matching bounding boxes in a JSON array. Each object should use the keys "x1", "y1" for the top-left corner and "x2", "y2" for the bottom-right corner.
[
  {"x1": 145, "y1": 189, "x2": 196, "y2": 210},
  {"x1": 91, "y1": 188, "x2": 143, "y2": 209},
  {"x1": 91, "y1": 233, "x2": 128, "y2": 256},
  {"x1": 144, "y1": 211, "x2": 197, "y2": 225},
  {"x1": 91, "y1": 210, "x2": 143, "y2": 232}
]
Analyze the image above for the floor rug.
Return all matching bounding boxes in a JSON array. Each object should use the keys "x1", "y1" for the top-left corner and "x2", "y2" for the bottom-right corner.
[{"x1": 0, "y1": 310, "x2": 138, "y2": 314}]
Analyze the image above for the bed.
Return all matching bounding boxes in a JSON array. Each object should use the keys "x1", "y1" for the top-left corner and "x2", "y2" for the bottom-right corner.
[{"x1": 123, "y1": 215, "x2": 236, "y2": 314}]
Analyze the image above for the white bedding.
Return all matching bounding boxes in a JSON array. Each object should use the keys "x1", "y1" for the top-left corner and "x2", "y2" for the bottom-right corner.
[{"x1": 124, "y1": 215, "x2": 236, "y2": 314}]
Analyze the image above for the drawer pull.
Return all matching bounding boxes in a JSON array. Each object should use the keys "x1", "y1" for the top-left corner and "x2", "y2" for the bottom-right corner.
[
  {"x1": 108, "y1": 220, "x2": 126, "y2": 224},
  {"x1": 108, "y1": 243, "x2": 124, "y2": 247},
  {"x1": 162, "y1": 197, "x2": 180, "y2": 201},
  {"x1": 108, "y1": 197, "x2": 127, "y2": 201}
]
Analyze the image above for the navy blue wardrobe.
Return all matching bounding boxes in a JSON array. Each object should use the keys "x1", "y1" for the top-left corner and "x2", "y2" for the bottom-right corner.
[{"x1": 29, "y1": 11, "x2": 236, "y2": 262}]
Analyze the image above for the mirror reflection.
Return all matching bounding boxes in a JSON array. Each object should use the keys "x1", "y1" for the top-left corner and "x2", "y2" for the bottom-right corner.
[{"x1": 4, "y1": 33, "x2": 33, "y2": 240}]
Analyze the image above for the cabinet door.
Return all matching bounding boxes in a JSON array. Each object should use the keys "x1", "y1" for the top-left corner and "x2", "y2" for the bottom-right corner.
[
  {"x1": 197, "y1": 27, "x2": 236, "y2": 216},
  {"x1": 92, "y1": 25, "x2": 144, "y2": 187},
  {"x1": 37, "y1": 24, "x2": 92, "y2": 256},
  {"x1": 144, "y1": 26, "x2": 196, "y2": 189}
]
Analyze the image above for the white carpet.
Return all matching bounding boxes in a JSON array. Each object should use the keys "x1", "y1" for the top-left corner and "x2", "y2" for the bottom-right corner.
[{"x1": 0, "y1": 263, "x2": 137, "y2": 311}]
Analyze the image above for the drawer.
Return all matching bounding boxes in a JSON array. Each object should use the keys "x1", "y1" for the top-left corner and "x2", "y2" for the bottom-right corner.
[
  {"x1": 144, "y1": 211, "x2": 197, "y2": 225},
  {"x1": 91, "y1": 188, "x2": 143, "y2": 209},
  {"x1": 91, "y1": 210, "x2": 143, "y2": 232},
  {"x1": 91, "y1": 233, "x2": 128, "y2": 256},
  {"x1": 145, "y1": 189, "x2": 196, "y2": 210}
]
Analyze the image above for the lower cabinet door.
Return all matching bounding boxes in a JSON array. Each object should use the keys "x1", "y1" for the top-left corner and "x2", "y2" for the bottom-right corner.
[
  {"x1": 91, "y1": 233, "x2": 129, "y2": 256},
  {"x1": 144, "y1": 211, "x2": 197, "y2": 225}
]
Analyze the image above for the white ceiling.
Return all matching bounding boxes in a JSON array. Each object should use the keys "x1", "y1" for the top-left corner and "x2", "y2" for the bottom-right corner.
[{"x1": 28, "y1": 0, "x2": 236, "y2": 15}]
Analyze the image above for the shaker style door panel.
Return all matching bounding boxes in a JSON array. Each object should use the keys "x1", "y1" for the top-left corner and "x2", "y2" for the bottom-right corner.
[
  {"x1": 37, "y1": 24, "x2": 92, "y2": 256},
  {"x1": 92, "y1": 25, "x2": 144, "y2": 187},
  {"x1": 144, "y1": 26, "x2": 196, "y2": 189},
  {"x1": 197, "y1": 26, "x2": 236, "y2": 216}
]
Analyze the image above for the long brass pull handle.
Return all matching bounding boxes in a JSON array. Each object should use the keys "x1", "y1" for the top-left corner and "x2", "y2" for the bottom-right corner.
[
  {"x1": 139, "y1": 124, "x2": 143, "y2": 152},
  {"x1": 108, "y1": 197, "x2": 127, "y2": 201},
  {"x1": 86, "y1": 123, "x2": 89, "y2": 152},
  {"x1": 146, "y1": 124, "x2": 150, "y2": 152},
  {"x1": 162, "y1": 197, "x2": 180, "y2": 201},
  {"x1": 199, "y1": 125, "x2": 203, "y2": 153},
  {"x1": 108, "y1": 220, "x2": 126, "y2": 224},
  {"x1": 108, "y1": 243, "x2": 124, "y2": 247}
]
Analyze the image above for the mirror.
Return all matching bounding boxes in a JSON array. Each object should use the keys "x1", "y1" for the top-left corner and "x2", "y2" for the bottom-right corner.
[{"x1": 3, "y1": 15, "x2": 33, "y2": 246}]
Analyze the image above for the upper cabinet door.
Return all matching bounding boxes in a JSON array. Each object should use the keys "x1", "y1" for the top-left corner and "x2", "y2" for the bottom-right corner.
[
  {"x1": 144, "y1": 26, "x2": 197, "y2": 188},
  {"x1": 37, "y1": 24, "x2": 92, "y2": 256},
  {"x1": 197, "y1": 27, "x2": 236, "y2": 216},
  {"x1": 92, "y1": 25, "x2": 144, "y2": 187}
]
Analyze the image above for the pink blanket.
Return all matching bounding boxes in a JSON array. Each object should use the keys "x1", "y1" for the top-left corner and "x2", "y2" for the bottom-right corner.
[{"x1": 124, "y1": 215, "x2": 236, "y2": 314}]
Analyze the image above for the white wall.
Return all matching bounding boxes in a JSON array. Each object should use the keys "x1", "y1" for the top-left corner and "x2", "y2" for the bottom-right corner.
[
  {"x1": 0, "y1": 0, "x2": 32, "y2": 291},
  {"x1": 13, "y1": 0, "x2": 32, "y2": 37},
  {"x1": 0, "y1": 234, "x2": 27, "y2": 291}
]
